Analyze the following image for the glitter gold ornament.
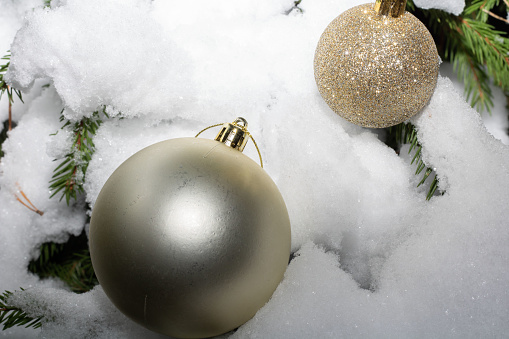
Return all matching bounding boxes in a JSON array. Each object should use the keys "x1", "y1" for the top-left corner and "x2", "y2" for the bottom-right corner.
[
  {"x1": 89, "y1": 118, "x2": 291, "y2": 339},
  {"x1": 314, "y1": 0, "x2": 440, "y2": 128}
]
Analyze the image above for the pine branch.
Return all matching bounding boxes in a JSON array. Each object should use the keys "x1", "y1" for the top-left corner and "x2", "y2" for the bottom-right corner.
[
  {"x1": 28, "y1": 231, "x2": 98, "y2": 293},
  {"x1": 49, "y1": 108, "x2": 108, "y2": 205},
  {"x1": 14, "y1": 185, "x2": 45, "y2": 216},
  {"x1": 407, "y1": 0, "x2": 509, "y2": 113},
  {"x1": 384, "y1": 1, "x2": 509, "y2": 199},
  {"x1": 1, "y1": 51, "x2": 22, "y2": 161},
  {"x1": 0, "y1": 120, "x2": 9, "y2": 159},
  {"x1": 463, "y1": 0, "x2": 504, "y2": 23},
  {"x1": 388, "y1": 123, "x2": 440, "y2": 200},
  {"x1": 284, "y1": 0, "x2": 303, "y2": 15},
  {"x1": 0, "y1": 52, "x2": 23, "y2": 105},
  {"x1": 1, "y1": 51, "x2": 23, "y2": 161},
  {"x1": 459, "y1": 17, "x2": 509, "y2": 89},
  {"x1": 292, "y1": 0, "x2": 303, "y2": 13},
  {"x1": 0, "y1": 289, "x2": 42, "y2": 330},
  {"x1": 453, "y1": 51, "x2": 493, "y2": 113}
]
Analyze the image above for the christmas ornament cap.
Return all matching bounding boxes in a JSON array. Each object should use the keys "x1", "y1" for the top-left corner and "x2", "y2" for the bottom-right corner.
[
  {"x1": 374, "y1": 0, "x2": 406, "y2": 17},
  {"x1": 215, "y1": 117, "x2": 250, "y2": 152},
  {"x1": 197, "y1": 117, "x2": 264, "y2": 167}
]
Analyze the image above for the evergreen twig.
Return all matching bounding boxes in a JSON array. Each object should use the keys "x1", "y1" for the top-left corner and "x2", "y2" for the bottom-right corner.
[
  {"x1": 292, "y1": 0, "x2": 303, "y2": 13},
  {"x1": 407, "y1": 0, "x2": 509, "y2": 113},
  {"x1": 0, "y1": 52, "x2": 22, "y2": 159},
  {"x1": 49, "y1": 108, "x2": 108, "y2": 205},
  {"x1": 285, "y1": 0, "x2": 303, "y2": 14},
  {"x1": 14, "y1": 185, "x2": 44, "y2": 216},
  {"x1": 0, "y1": 120, "x2": 8, "y2": 159},
  {"x1": 0, "y1": 289, "x2": 42, "y2": 330},
  {"x1": 28, "y1": 232, "x2": 98, "y2": 293},
  {"x1": 385, "y1": 0, "x2": 509, "y2": 200},
  {"x1": 0, "y1": 52, "x2": 23, "y2": 105},
  {"x1": 389, "y1": 123, "x2": 440, "y2": 200}
]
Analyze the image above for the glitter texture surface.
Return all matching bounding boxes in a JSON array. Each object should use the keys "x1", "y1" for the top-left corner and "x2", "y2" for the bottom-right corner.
[{"x1": 314, "y1": 3, "x2": 440, "y2": 128}]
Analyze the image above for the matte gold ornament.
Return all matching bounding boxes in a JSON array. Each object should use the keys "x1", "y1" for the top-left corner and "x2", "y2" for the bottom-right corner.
[
  {"x1": 89, "y1": 118, "x2": 291, "y2": 338},
  {"x1": 314, "y1": 0, "x2": 440, "y2": 128}
]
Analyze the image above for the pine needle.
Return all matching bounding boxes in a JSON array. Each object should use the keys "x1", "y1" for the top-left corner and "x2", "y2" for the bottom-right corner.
[
  {"x1": 1, "y1": 51, "x2": 22, "y2": 160},
  {"x1": 407, "y1": 0, "x2": 509, "y2": 113},
  {"x1": 0, "y1": 289, "x2": 43, "y2": 330},
  {"x1": 386, "y1": 0, "x2": 509, "y2": 200},
  {"x1": 28, "y1": 232, "x2": 98, "y2": 293},
  {"x1": 0, "y1": 52, "x2": 23, "y2": 105},
  {"x1": 388, "y1": 122, "x2": 441, "y2": 200},
  {"x1": 49, "y1": 108, "x2": 108, "y2": 205}
]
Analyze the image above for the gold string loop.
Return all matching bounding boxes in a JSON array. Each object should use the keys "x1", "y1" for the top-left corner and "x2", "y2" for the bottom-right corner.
[
  {"x1": 194, "y1": 123, "x2": 224, "y2": 138},
  {"x1": 195, "y1": 118, "x2": 264, "y2": 168}
]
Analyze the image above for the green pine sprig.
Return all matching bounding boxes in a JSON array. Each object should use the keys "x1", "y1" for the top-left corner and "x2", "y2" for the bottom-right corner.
[
  {"x1": 386, "y1": 0, "x2": 509, "y2": 200},
  {"x1": 292, "y1": 0, "x2": 303, "y2": 13},
  {"x1": 1, "y1": 51, "x2": 22, "y2": 160},
  {"x1": 0, "y1": 52, "x2": 23, "y2": 105},
  {"x1": 0, "y1": 120, "x2": 9, "y2": 159},
  {"x1": 0, "y1": 289, "x2": 42, "y2": 330},
  {"x1": 49, "y1": 108, "x2": 108, "y2": 205},
  {"x1": 389, "y1": 123, "x2": 440, "y2": 200},
  {"x1": 463, "y1": 0, "x2": 507, "y2": 23},
  {"x1": 407, "y1": 0, "x2": 509, "y2": 113},
  {"x1": 28, "y1": 231, "x2": 98, "y2": 293}
]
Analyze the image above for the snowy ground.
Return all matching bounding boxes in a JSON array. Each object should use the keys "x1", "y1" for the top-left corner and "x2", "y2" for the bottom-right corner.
[{"x1": 1, "y1": 0, "x2": 508, "y2": 338}]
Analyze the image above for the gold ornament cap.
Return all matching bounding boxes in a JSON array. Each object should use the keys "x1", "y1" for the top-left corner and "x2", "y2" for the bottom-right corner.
[
  {"x1": 215, "y1": 117, "x2": 250, "y2": 152},
  {"x1": 375, "y1": 0, "x2": 406, "y2": 17},
  {"x1": 195, "y1": 117, "x2": 264, "y2": 167}
]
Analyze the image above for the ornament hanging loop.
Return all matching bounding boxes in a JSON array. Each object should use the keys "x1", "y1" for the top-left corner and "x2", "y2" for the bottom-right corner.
[
  {"x1": 374, "y1": 0, "x2": 407, "y2": 17},
  {"x1": 195, "y1": 117, "x2": 264, "y2": 168}
]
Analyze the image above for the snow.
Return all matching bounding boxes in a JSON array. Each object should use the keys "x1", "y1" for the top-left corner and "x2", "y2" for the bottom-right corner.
[
  {"x1": 0, "y1": 0, "x2": 43, "y2": 124},
  {"x1": 1, "y1": 0, "x2": 509, "y2": 338},
  {"x1": 0, "y1": 0, "x2": 41, "y2": 53},
  {"x1": 231, "y1": 77, "x2": 509, "y2": 338},
  {"x1": 7, "y1": 286, "x2": 164, "y2": 338},
  {"x1": 413, "y1": 0, "x2": 465, "y2": 15},
  {"x1": 5, "y1": 0, "x2": 194, "y2": 121},
  {"x1": 440, "y1": 62, "x2": 509, "y2": 145}
]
